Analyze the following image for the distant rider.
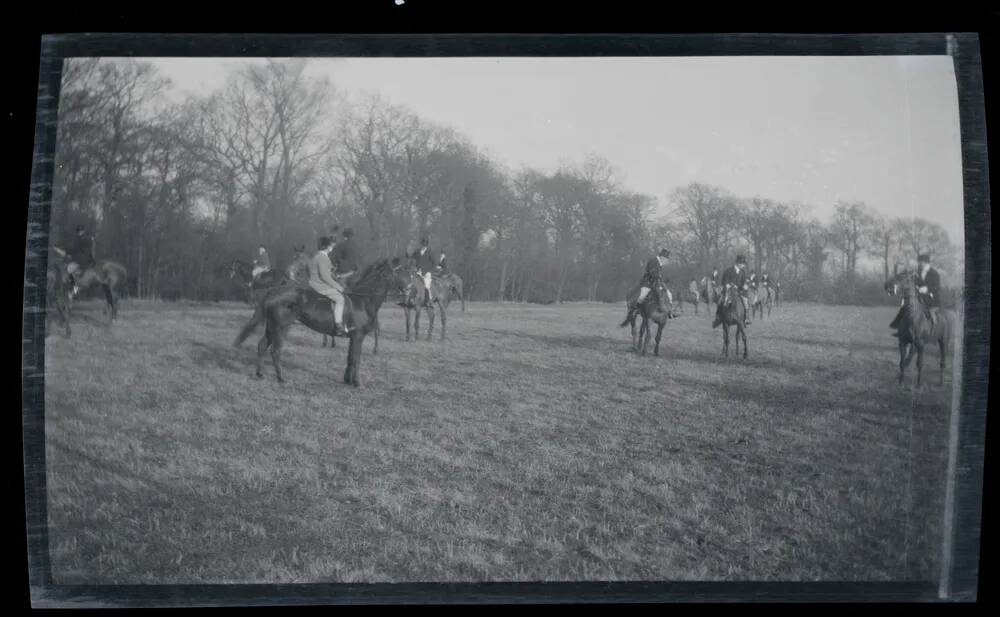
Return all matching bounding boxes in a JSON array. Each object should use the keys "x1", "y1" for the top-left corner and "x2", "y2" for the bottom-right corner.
[{"x1": 713, "y1": 254, "x2": 751, "y2": 328}]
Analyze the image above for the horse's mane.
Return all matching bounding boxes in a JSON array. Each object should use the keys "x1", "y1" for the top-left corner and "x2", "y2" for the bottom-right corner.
[{"x1": 348, "y1": 258, "x2": 394, "y2": 292}]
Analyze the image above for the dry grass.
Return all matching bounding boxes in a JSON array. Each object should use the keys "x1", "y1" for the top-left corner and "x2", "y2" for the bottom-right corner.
[{"x1": 43, "y1": 298, "x2": 955, "y2": 583}]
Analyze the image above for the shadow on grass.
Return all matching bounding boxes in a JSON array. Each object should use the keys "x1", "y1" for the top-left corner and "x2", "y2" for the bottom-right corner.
[
  {"x1": 475, "y1": 326, "x2": 622, "y2": 353},
  {"x1": 190, "y1": 340, "x2": 308, "y2": 377},
  {"x1": 760, "y1": 333, "x2": 896, "y2": 354}
]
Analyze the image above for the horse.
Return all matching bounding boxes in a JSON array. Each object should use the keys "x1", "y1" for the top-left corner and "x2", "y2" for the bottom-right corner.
[
  {"x1": 715, "y1": 284, "x2": 749, "y2": 359},
  {"x1": 400, "y1": 266, "x2": 455, "y2": 342},
  {"x1": 246, "y1": 248, "x2": 382, "y2": 355},
  {"x1": 230, "y1": 259, "x2": 281, "y2": 305},
  {"x1": 46, "y1": 249, "x2": 72, "y2": 337},
  {"x1": 749, "y1": 284, "x2": 767, "y2": 321},
  {"x1": 761, "y1": 284, "x2": 774, "y2": 318},
  {"x1": 682, "y1": 281, "x2": 700, "y2": 314},
  {"x1": 66, "y1": 257, "x2": 127, "y2": 323},
  {"x1": 439, "y1": 272, "x2": 466, "y2": 312},
  {"x1": 699, "y1": 276, "x2": 721, "y2": 316},
  {"x1": 233, "y1": 258, "x2": 408, "y2": 386},
  {"x1": 885, "y1": 267, "x2": 950, "y2": 388},
  {"x1": 620, "y1": 283, "x2": 675, "y2": 356}
]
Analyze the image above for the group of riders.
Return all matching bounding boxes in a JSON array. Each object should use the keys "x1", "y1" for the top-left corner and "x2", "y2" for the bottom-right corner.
[
  {"x1": 247, "y1": 226, "x2": 450, "y2": 337},
  {"x1": 629, "y1": 247, "x2": 941, "y2": 335},
  {"x1": 632, "y1": 249, "x2": 777, "y2": 328},
  {"x1": 57, "y1": 221, "x2": 942, "y2": 343}
]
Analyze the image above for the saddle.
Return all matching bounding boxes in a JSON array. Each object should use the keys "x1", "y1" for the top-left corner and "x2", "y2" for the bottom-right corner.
[{"x1": 301, "y1": 286, "x2": 354, "y2": 320}]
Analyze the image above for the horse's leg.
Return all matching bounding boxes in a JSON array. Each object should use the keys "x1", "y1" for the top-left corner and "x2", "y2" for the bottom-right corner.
[
  {"x1": 343, "y1": 335, "x2": 355, "y2": 385},
  {"x1": 654, "y1": 319, "x2": 663, "y2": 356},
  {"x1": 741, "y1": 325, "x2": 748, "y2": 359},
  {"x1": 899, "y1": 340, "x2": 915, "y2": 385},
  {"x1": 349, "y1": 332, "x2": 364, "y2": 387},
  {"x1": 405, "y1": 306, "x2": 412, "y2": 342},
  {"x1": 439, "y1": 302, "x2": 446, "y2": 341},
  {"x1": 256, "y1": 331, "x2": 270, "y2": 379},
  {"x1": 722, "y1": 323, "x2": 729, "y2": 357},
  {"x1": 916, "y1": 344, "x2": 924, "y2": 389},
  {"x1": 343, "y1": 333, "x2": 364, "y2": 387},
  {"x1": 939, "y1": 335, "x2": 946, "y2": 386},
  {"x1": 426, "y1": 304, "x2": 435, "y2": 341},
  {"x1": 414, "y1": 305, "x2": 422, "y2": 341},
  {"x1": 641, "y1": 315, "x2": 651, "y2": 356},
  {"x1": 373, "y1": 315, "x2": 379, "y2": 355},
  {"x1": 271, "y1": 324, "x2": 289, "y2": 384},
  {"x1": 630, "y1": 313, "x2": 638, "y2": 351}
]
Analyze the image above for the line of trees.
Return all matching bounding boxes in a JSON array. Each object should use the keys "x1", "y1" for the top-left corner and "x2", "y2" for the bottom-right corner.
[{"x1": 48, "y1": 58, "x2": 961, "y2": 306}]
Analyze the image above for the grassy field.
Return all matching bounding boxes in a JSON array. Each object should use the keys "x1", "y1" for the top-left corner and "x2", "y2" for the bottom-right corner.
[{"x1": 43, "y1": 298, "x2": 957, "y2": 583}]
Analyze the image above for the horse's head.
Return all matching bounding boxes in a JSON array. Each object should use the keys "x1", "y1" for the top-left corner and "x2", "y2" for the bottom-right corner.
[
  {"x1": 388, "y1": 257, "x2": 412, "y2": 293},
  {"x1": 886, "y1": 264, "x2": 917, "y2": 300}
]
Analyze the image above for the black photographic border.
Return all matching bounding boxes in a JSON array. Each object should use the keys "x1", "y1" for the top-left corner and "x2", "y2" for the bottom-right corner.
[{"x1": 21, "y1": 32, "x2": 990, "y2": 606}]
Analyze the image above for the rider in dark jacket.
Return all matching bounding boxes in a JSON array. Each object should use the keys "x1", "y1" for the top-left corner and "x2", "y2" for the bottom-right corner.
[
  {"x1": 332, "y1": 227, "x2": 360, "y2": 280},
  {"x1": 637, "y1": 248, "x2": 671, "y2": 305},
  {"x1": 713, "y1": 254, "x2": 751, "y2": 328},
  {"x1": 890, "y1": 253, "x2": 942, "y2": 331}
]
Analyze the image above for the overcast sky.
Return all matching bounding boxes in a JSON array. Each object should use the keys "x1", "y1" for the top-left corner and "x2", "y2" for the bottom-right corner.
[{"x1": 146, "y1": 56, "x2": 965, "y2": 248}]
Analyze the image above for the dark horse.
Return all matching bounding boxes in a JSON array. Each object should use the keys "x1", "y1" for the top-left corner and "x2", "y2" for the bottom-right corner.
[
  {"x1": 620, "y1": 283, "x2": 675, "y2": 356},
  {"x1": 233, "y1": 258, "x2": 408, "y2": 386},
  {"x1": 714, "y1": 284, "x2": 748, "y2": 359},
  {"x1": 238, "y1": 249, "x2": 383, "y2": 356},
  {"x1": 230, "y1": 259, "x2": 281, "y2": 305},
  {"x1": 47, "y1": 248, "x2": 72, "y2": 337},
  {"x1": 885, "y1": 267, "x2": 950, "y2": 387},
  {"x1": 400, "y1": 266, "x2": 456, "y2": 342},
  {"x1": 282, "y1": 247, "x2": 369, "y2": 352}
]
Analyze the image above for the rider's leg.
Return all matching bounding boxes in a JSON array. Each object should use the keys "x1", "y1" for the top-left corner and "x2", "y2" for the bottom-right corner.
[
  {"x1": 331, "y1": 288, "x2": 350, "y2": 333},
  {"x1": 423, "y1": 272, "x2": 433, "y2": 300},
  {"x1": 637, "y1": 286, "x2": 650, "y2": 303},
  {"x1": 66, "y1": 262, "x2": 80, "y2": 296}
]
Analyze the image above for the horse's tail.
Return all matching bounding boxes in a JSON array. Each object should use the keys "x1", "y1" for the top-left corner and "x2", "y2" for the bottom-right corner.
[
  {"x1": 234, "y1": 301, "x2": 266, "y2": 347},
  {"x1": 619, "y1": 305, "x2": 635, "y2": 328}
]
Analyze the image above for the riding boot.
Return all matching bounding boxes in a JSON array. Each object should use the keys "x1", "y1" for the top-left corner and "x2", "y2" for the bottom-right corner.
[{"x1": 743, "y1": 298, "x2": 751, "y2": 327}]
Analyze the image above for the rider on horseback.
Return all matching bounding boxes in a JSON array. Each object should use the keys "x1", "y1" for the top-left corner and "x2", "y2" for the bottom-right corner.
[
  {"x1": 636, "y1": 248, "x2": 671, "y2": 307},
  {"x1": 309, "y1": 235, "x2": 352, "y2": 336},
  {"x1": 890, "y1": 253, "x2": 941, "y2": 333},
  {"x1": 66, "y1": 225, "x2": 96, "y2": 297},
  {"x1": 414, "y1": 236, "x2": 438, "y2": 301},
  {"x1": 713, "y1": 254, "x2": 752, "y2": 328},
  {"x1": 252, "y1": 245, "x2": 271, "y2": 280}
]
